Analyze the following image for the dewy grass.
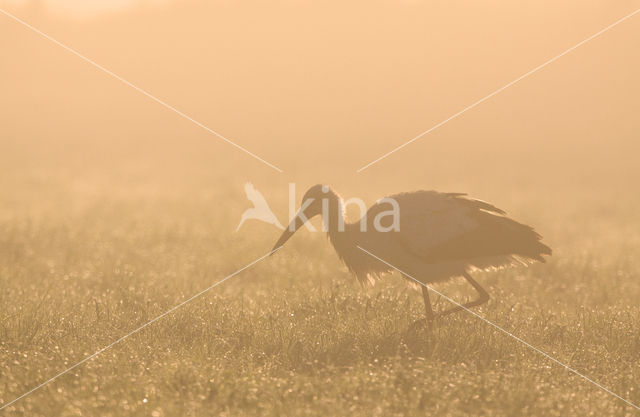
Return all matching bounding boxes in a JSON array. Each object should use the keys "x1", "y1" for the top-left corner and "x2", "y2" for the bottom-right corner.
[{"x1": 1, "y1": 182, "x2": 639, "y2": 416}]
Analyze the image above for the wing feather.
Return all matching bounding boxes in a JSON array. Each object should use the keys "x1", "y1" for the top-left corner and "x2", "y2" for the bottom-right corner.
[{"x1": 369, "y1": 190, "x2": 550, "y2": 266}]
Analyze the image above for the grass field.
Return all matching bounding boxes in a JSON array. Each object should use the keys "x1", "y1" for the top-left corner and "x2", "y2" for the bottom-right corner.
[
  {"x1": 1, "y1": 171, "x2": 639, "y2": 416},
  {"x1": 2, "y1": 1, "x2": 640, "y2": 415}
]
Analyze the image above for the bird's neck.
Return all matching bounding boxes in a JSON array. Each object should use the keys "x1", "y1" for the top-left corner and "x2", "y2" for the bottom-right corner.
[{"x1": 323, "y1": 197, "x2": 352, "y2": 242}]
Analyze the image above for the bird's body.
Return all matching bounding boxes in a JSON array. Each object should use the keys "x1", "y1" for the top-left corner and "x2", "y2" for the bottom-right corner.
[
  {"x1": 329, "y1": 190, "x2": 550, "y2": 286},
  {"x1": 272, "y1": 185, "x2": 551, "y2": 322}
]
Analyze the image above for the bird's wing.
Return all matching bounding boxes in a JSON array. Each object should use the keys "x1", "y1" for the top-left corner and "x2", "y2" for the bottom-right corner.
[
  {"x1": 367, "y1": 191, "x2": 503, "y2": 254},
  {"x1": 242, "y1": 182, "x2": 284, "y2": 228},
  {"x1": 244, "y1": 182, "x2": 256, "y2": 201},
  {"x1": 372, "y1": 190, "x2": 550, "y2": 265},
  {"x1": 244, "y1": 182, "x2": 271, "y2": 209},
  {"x1": 394, "y1": 191, "x2": 484, "y2": 252}
]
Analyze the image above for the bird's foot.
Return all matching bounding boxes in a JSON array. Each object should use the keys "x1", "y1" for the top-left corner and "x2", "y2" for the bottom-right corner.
[
  {"x1": 403, "y1": 318, "x2": 436, "y2": 352},
  {"x1": 408, "y1": 317, "x2": 434, "y2": 333}
]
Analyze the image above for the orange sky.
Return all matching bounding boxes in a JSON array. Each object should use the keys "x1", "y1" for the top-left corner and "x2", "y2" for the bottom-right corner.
[{"x1": 1, "y1": 1, "x2": 639, "y2": 206}]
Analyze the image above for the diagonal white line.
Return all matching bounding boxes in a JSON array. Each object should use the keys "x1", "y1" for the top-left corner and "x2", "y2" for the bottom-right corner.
[
  {"x1": 0, "y1": 247, "x2": 281, "y2": 412},
  {"x1": 356, "y1": 245, "x2": 640, "y2": 411},
  {"x1": 0, "y1": 8, "x2": 284, "y2": 173},
  {"x1": 356, "y1": 8, "x2": 640, "y2": 173}
]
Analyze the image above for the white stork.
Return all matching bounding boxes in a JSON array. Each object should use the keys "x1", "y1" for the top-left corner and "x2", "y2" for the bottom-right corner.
[{"x1": 272, "y1": 185, "x2": 551, "y2": 325}]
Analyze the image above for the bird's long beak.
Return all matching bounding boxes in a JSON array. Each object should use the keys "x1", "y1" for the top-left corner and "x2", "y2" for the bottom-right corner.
[
  {"x1": 272, "y1": 196, "x2": 325, "y2": 255},
  {"x1": 271, "y1": 212, "x2": 305, "y2": 254}
]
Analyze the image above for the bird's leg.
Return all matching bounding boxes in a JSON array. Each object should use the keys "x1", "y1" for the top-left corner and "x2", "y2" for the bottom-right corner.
[
  {"x1": 436, "y1": 271, "x2": 490, "y2": 318},
  {"x1": 422, "y1": 286, "x2": 435, "y2": 322},
  {"x1": 407, "y1": 276, "x2": 435, "y2": 331}
]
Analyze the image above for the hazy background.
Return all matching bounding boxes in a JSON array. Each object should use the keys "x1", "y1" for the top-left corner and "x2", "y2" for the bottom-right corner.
[
  {"x1": 1, "y1": 1, "x2": 640, "y2": 415},
  {"x1": 2, "y1": 0, "x2": 639, "y2": 211}
]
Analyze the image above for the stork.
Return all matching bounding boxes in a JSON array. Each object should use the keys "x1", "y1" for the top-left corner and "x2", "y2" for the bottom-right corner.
[{"x1": 272, "y1": 185, "x2": 551, "y2": 326}]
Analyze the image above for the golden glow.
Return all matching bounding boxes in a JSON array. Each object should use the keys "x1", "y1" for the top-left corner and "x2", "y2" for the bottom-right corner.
[{"x1": 1, "y1": 1, "x2": 639, "y2": 414}]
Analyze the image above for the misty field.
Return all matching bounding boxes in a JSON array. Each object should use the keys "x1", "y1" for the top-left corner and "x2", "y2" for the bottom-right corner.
[
  {"x1": 1, "y1": 175, "x2": 639, "y2": 416},
  {"x1": 2, "y1": 1, "x2": 640, "y2": 415}
]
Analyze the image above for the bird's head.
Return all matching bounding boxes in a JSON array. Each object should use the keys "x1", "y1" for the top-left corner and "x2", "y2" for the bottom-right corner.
[{"x1": 271, "y1": 184, "x2": 338, "y2": 253}]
